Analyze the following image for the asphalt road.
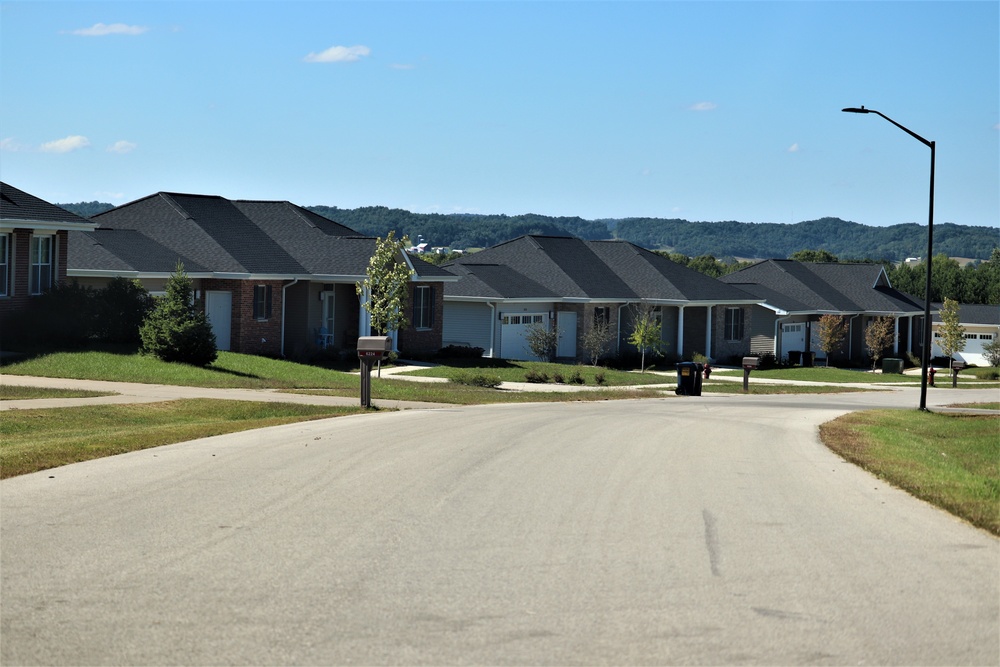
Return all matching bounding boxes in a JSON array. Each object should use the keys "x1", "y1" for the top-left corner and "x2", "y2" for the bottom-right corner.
[{"x1": 2, "y1": 388, "x2": 998, "y2": 665}]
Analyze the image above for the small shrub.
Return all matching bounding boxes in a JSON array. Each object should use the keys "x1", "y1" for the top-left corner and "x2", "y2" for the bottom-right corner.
[
  {"x1": 552, "y1": 372, "x2": 565, "y2": 384},
  {"x1": 691, "y1": 352, "x2": 709, "y2": 364},
  {"x1": 436, "y1": 344, "x2": 485, "y2": 360},
  {"x1": 524, "y1": 369, "x2": 549, "y2": 383},
  {"x1": 569, "y1": 370, "x2": 585, "y2": 384},
  {"x1": 450, "y1": 372, "x2": 502, "y2": 388},
  {"x1": 755, "y1": 352, "x2": 778, "y2": 370},
  {"x1": 595, "y1": 372, "x2": 606, "y2": 385}
]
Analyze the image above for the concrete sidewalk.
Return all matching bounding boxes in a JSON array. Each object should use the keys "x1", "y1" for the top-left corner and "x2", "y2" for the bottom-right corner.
[{"x1": 0, "y1": 374, "x2": 448, "y2": 411}]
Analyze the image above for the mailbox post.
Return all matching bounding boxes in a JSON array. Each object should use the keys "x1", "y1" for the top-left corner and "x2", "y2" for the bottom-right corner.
[
  {"x1": 357, "y1": 336, "x2": 392, "y2": 407},
  {"x1": 742, "y1": 356, "x2": 759, "y2": 392},
  {"x1": 951, "y1": 361, "x2": 965, "y2": 388}
]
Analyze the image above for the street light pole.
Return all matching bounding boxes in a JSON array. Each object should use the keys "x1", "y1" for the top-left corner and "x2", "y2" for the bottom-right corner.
[{"x1": 842, "y1": 106, "x2": 935, "y2": 411}]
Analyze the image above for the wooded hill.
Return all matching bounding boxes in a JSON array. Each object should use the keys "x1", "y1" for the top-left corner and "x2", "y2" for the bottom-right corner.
[{"x1": 60, "y1": 201, "x2": 997, "y2": 262}]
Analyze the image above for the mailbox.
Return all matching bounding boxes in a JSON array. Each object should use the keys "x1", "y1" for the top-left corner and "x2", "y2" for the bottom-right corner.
[
  {"x1": 357, "y1": 336, "x2": 392, "y2": 359},
  {"x1": 741, "y1": 356, "x2": 758, "y2": 393},
  {"x1": 952, "y1": 361, "x2": 966, "y2": 371}
]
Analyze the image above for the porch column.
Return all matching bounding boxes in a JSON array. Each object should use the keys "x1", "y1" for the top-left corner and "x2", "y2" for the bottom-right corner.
[
  {"x1": 894, "y1": 317, "x2": 900, "y2": 354},
  {"x1": 677, "y1": 305, "x2": 685, "y2": 359},
  {"x1": 704, "y1": 305, "x2": 713, "y2": 359},
  {"x1": 358, "y1": 288, "x2": 372, "y2": 337}
]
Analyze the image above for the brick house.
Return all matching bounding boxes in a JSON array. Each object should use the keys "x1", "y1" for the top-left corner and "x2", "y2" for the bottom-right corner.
[
  {"x1": 68, "y1": 191, "x2": 454, "y2": 359},
  {"x1": 0, "y1": 183, "x2": 97, "y2": 332}
]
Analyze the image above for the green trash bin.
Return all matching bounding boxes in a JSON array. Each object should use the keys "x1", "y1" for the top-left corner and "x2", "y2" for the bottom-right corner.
[{"x1": 882, "y1": 358, "x2": 904, "y2": 374}]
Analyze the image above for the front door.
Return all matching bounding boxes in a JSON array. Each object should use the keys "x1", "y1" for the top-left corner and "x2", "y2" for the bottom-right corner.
[
  {"x1": 205, "y1": 291, "x2": 232, "y2": 351},
  {"x1": 556, "y1": 311, "x2": 577, "y2": 358}
]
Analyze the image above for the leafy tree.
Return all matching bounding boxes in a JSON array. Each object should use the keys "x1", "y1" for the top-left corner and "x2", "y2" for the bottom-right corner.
[
  {"x1": 628, "y1": 303, "x2": 664, "y2": 373},
  {"x1": 815, "y1": 314, "x2": 848, "y2": 366},
  {"x1": 581, "y1": 319, "x2": 615, "y2": 366},
  {"x1": 524, "y1": 321, "x2": 560, "y2": 362},
  {"x1": 139, "y1": 262, "x2": 217, "y2": 366},
  {"x1": 936, "y1": 297, "x2": 966, "y2": 368},
  {"x1": 864, "y1": 316, "x2": 896, "y2": 372},
  {"x1": 356, "y1": 231, "x2": 415, "y2": 336},
  {"x1": 982, "y1": 333, "x2": 1000, "y2": 368},
  {"x1": 789, "y1": 249, "x2": 838, "y2": 262}
]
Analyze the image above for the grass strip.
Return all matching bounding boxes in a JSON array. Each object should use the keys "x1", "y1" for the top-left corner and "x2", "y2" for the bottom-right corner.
[
  {"x1": 820, "y1": 409, "x2": 1000, "y2": 535},
  {"x1": 0, "y1": 385, "x2": 114, "y2": 400},
  {"x1": 0, "y1": 399, "x2": 365, "y2": 479},
  {"x1": 396, "y1": 361, "x2": 668, "y2": 386}
]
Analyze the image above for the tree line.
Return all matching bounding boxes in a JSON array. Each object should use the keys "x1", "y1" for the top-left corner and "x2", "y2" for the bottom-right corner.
[{"x1": 60, "y1": 200, "x2": 995, "y2": 263}]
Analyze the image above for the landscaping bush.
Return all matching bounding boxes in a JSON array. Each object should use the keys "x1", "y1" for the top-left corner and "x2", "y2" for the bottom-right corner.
[
  {"x1": 93, "y1": 277, "x2": 153, "y2": 344},
  {"x1": 450, "y1": 372, "x2": 502, "y2": 388},
  {"x1": 595, "y1": 372, "x2": 606, "y2": 385},
  {"x1": 552, "y1": 372, "x2": 565, "y2": 384},
  {"x1": 524, "y1": 369, "x2": 550, "y2": 383},
  {"x1": 436, "y1": 344, "x2": 485, "y2": 360},
  {"x1": 10, "y1": 281, "x2": 97, "y2": 348},
  {"x1": 569, "y1": 369, "x2": 585, "y2": 384}
]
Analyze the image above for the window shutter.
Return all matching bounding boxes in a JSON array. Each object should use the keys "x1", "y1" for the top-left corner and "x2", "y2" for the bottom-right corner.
[
  {"x1": 265, "y1": 285, "x2": 273, "y2": 319},
  {"x1": 429, "y1": 287, "x2": 435, "y2": 327}
]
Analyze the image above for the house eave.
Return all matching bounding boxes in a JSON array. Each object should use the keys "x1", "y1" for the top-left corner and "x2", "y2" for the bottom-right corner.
[{"x1": 2, "y1": 219, "x2": 97, "y2": 233}]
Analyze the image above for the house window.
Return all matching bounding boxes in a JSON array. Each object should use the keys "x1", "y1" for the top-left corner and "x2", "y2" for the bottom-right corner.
[
  {"x1": 413, "y1": 285, "x2": 434, "y2": 329},
  {"x1": 30, "y1": 235, "x2": 52, "y2": 295},
  {"x1": 725, "y1": 307, "x2": 744, "y2": 341},
  {"x1": 594, "y1": 307, "x2": 611, "y2": 326},
  {"x1": 252, "y1": 285, "x2": 272, "y2": 320},
  {"x1": 0, "y1": 233, "x2": 9, "y2": 296}
]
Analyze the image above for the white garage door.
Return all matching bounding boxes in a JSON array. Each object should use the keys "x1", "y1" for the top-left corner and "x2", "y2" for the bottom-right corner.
[
  {"x1": 500, "y1": 313, "x2": 546, "y2": 361},
  {"x1": 780, "y1": 322, "x2": 806, "y2": 361}
]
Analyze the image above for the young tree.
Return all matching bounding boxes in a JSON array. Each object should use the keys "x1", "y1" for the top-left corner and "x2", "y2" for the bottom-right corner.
[
  {"x1": 524, "y1": 321, "x2": 560, "y2": 362},
  {"x1": 863, "y1": 316, "x2": 895, "y2": 372},
  {"x1": 815, "y1": 314, "x2": 848, "y2": 367},
  {"x1": 936, "y1": 297, "x2": 966, "y2": 369},
  {"x1": 628, "y1": 303, "x2": 663, "y2": 373},
  {"x1": 139, "y1": 262, "x2": 217, "y2": 366},
  {"x1": 982, "y1": 331, "x2": 1000, "y2": 368},
  {"x1": 356, "y1": 231, "x2": 415, "y2": 336},
  {"x1": 581, "y1": 318, "x2": 615, "y2": 366}
]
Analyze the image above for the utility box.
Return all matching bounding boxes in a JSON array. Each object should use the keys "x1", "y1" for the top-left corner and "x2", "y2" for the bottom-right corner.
[
  {"x1": 882, "y1": 358, "x2": 904, "y2": 374},
  {"x1": 357, "y1": 336, "x2": 392, "y2": 360},
  {"x1": 675, "y1": 362, "x2": 704, "y2": 396}
]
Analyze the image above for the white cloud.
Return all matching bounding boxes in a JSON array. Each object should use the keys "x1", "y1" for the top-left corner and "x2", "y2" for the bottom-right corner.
[
  {"x1": 689, "y1": 102, "x2": 717, "y2": 111},
  {"x1": 1, "y1": 137, "x2": 26, "y2": 152},
  {"x1": 69, "y1": 23, "x2": 148, "y2": 37},
  {"x1": 304, "y1": 45, "x2": 371, "y2": 63},
  {"x1": 107, "y1": 140, "x2": 137, "y2": 154},
  {"x1": 41, "y1": 135, "x2": 91, "y2": 153},
  {"x1": 787, "y1": 143, "x2": 800, "y2": 153}
]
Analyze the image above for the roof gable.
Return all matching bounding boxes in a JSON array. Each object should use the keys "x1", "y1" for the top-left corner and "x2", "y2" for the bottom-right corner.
[{"x1": 0, "y1": 182, "x2": 95, "y2": 229}]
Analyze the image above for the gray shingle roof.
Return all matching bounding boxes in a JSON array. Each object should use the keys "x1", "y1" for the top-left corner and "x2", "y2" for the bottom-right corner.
[
  {"x1": 444, "y1": 235, "x2": 757, "y2": 303},
  {"x1": 73, "y1": 191, "x2": 448, "y2": 281},
  {"x1": 932, "y1": 303, "x2": 1000, "y2": 325},
  {"x1": 1, "y1": 182, "x2": 94, "y2": 227},
  {"x1": 720, "y1": 259, "x2": 924, "y2": 314}
]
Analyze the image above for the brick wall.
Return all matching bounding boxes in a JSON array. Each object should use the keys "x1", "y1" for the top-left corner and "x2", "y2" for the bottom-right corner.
[
  {"x1": 0, "y1": 230, "x2": 69, "y2": 327},
  {"x1": 397, "y1": 282, "x2": 444, "y2": 356},
  {"x1": 201, "y1": 278, "x2": 284, "y2": 357}
]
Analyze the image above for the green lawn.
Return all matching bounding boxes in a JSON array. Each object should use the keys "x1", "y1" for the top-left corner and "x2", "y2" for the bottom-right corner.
[
  {"x1": 820, "y1": 410, "x2": 1000, "y2": 535},
  {"x1": 0, "y1": 399, "x2": 365, "y2": 479},
  {"x1": 0, "y1": 385, "x2": 114, "y2": 400},
  {"x1": 397, "y1": 360, "x2": 669, "y2": 386},
  {"x1": 711, "y1": 366, "x2": 921, "y2": 383}
]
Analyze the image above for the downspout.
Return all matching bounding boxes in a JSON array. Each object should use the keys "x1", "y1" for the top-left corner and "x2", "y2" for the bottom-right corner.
[
  {"x1": 280, "y1": 278, "x2": 300, "y2": 357},
  {"x1": 488, "y1": 302, "x2": 497, "y2": 358},
  {"x1": 677, "y1": 305, "x2": 685, "y2": 360},
  {"x1": 704, "y1": 305, "x2": 713, "y2": 361}
]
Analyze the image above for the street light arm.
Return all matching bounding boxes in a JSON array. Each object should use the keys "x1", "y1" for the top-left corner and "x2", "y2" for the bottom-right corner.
[{"x1": 842, "y1": 106, "x2": 933, "y2": 148}]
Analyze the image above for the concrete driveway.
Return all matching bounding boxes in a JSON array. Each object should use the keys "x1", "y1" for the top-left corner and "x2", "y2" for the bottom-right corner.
[{"x1": 1, "y1": 382, "x2": 997, "y2": 665}]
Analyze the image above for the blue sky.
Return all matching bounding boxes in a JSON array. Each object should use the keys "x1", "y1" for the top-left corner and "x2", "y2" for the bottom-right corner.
[{"x1": 2, "y1": 1, "x2": 997, "y2": 229}]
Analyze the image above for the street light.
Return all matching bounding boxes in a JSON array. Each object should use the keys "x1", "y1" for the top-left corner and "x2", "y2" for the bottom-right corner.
[{"x1": 842, "y1": 106, "x2": 935, "y2": 411}]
